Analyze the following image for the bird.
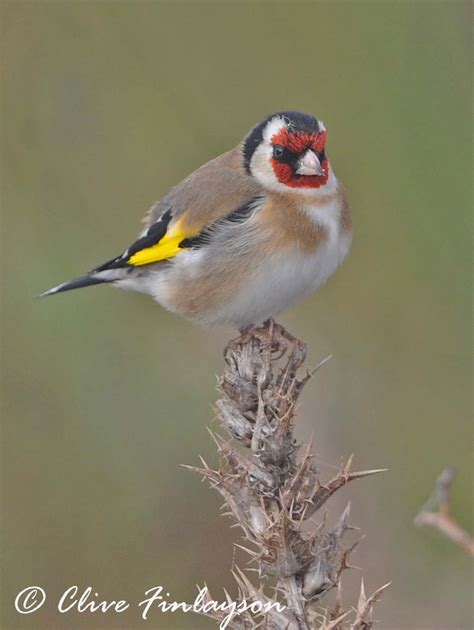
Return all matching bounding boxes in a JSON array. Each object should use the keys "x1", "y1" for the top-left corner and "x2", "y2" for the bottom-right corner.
[{"x1": 41, "y1": 110, "x2": 352, "y2": 330}]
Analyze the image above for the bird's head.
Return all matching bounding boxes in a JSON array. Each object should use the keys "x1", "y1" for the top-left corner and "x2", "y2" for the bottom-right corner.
[{"x1": 243, "y1": 111, "x2": 330, "y2": 194}]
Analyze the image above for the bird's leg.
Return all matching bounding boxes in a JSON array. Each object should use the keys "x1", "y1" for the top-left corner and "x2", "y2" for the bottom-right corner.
[
  {"x1": 234, "y1": 320, "x2": 272, "y2": 346},
  {"x1": 267, "y1": 319, "x2": 289, "y2": 360},
  {"x1": 273, "y1": 321, "x2": 307, "y2": 363},
  {"x1": 259, "y1": 318, "x2": 274, "y2": 341},
  {"x1": 250, "y1": 319, "x2": 288, "y2": 361},
  {"x1": 248, "y1": 319, "x2": 275, "y2": 347}
]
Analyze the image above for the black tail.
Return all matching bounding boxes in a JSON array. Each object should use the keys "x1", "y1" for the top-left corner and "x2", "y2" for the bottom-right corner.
[{"x1": 39, "y1": 273, "x2": 108, "y2": 298}]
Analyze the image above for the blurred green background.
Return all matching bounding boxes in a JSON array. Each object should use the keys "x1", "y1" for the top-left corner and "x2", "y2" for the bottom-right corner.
[{"x1": 2, "y1": 1, "x2": 472, "y2": 628}]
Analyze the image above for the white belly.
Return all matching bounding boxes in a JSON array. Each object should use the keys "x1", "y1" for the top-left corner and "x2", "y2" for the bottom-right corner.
[{"x1": 208, "y1": 232, "x2": 351, "y2": 328}]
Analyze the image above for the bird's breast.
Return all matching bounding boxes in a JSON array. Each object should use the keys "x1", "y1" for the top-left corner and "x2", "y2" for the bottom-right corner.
[{"x1": 211, "y1": 224, "x2": 351, "y2": 327}]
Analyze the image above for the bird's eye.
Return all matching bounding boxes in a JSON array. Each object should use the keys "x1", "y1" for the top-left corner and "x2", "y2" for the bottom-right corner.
[
  {"x1": 317, "y1": 151, "x2": 326, "y2": 162},
  {"x1": 272, "y1": 145, "x2": 285, "y2": 159}
]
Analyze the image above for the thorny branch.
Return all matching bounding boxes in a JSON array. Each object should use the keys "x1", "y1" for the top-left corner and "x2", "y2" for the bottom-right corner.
[
  {"x1": 415, "y1": 466, "x2": 474, "y2": 558},
  {"x1": 187, "y1": 320, "x2": 389, "y2": 629}
]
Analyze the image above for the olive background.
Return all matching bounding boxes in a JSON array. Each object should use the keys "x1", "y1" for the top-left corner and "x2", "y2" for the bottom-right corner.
[{"x1": 2, "y1": 2, "x2": 472, "y2": 628}]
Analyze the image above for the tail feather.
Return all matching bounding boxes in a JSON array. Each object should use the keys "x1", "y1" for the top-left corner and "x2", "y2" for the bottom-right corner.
[{"x1": 39, "y1": 273, "x2": 108, "y2": 298}]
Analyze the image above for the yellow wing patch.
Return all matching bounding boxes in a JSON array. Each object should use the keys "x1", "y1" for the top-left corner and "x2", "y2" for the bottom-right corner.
[
  {"x1": 128, "y1": 217, "x2": 199, "y2": 267},
  {"x1": 129, "y1": 234, "x2": 182, "y2": 266}
]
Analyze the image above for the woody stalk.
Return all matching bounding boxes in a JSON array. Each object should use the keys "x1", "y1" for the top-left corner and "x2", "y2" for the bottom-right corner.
[{"x1": 187, "y1": 322, "x2": 389, "y2": 629}]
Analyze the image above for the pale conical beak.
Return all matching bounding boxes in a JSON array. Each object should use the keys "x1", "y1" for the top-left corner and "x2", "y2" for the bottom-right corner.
[{"x1": 296, "y1": 149, "x2": 324, "y2": 177}]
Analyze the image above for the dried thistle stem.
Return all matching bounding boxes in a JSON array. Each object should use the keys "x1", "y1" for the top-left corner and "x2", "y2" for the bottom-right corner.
[{"x1": 188, "y1": 320, "x2": 388, "y2": 628}]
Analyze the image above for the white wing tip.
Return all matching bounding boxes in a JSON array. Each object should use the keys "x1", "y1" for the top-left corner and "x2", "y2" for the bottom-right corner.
[{"x1": 38, "y1": 284, "x2": 64, "y2": 298}]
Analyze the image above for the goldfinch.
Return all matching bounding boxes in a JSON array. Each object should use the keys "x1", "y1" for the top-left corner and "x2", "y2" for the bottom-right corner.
[{"x1": 42, "y1": 111, "x2": 352, "y2": 329}]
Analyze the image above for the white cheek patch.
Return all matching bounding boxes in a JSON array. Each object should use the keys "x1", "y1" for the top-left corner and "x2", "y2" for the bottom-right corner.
[
  {"x1": 250, "y1": 116, "x2": 288, "y2": 190},
  {"x1": 250, "y1": 144, "x2": 279, "y2": 189}
]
